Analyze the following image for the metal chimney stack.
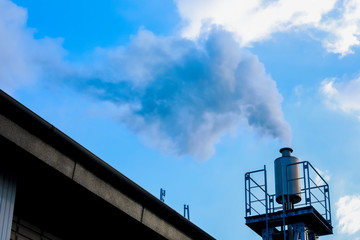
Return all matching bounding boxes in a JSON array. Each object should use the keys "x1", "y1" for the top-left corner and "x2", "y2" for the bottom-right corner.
[
  {"x1": 245, "y1": 148, "x2": 333, "y2": 240},
  {"x1": 274, "y1": 147, "x2": 301, "y2": 209}
]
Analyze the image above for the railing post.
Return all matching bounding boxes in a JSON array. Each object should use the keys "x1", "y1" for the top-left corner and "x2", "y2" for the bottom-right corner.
[
  {"x1": 326, "y1": 184, "x2": 332, "y2": 224},
  {"x1": 307, "y1": 163, "x2": 312, "y2": 206},
  {"x1": 264, "y1": 165, "x2": 269, "y2": 239},
  {"x1": 245, "y1": 173, "x2": 250, "y2": 216},
  {"x1": 324, "y1": 185, "x2": 328, "y2": 220},
  {"x1": 303, "y1": 162, "x2": 308, "y2": 205}
]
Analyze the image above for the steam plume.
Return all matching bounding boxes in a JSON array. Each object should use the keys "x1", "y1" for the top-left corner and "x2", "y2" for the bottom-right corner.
[
  {"x1": 0, "y1": 0, "x2": 290, "y2": 160},
  {"x1": 80, "y1": 28, "x2": 291, "y2": 160}
]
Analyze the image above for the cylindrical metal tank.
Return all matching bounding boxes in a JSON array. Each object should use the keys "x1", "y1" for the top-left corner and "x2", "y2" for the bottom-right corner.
[{"x1": 274, "y1": 147, "x2": 301, "y2": 205}]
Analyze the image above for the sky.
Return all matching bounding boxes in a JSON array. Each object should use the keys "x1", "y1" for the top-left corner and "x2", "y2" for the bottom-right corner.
[{"x1": 1, "y1": 0, "x2": 360, "y2": 239}]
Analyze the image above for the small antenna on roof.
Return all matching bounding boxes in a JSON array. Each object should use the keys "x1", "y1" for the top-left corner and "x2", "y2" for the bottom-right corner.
[
  {"x1": 184, "y1": 204, "x2": 190, "y2": 220},
  {"x1": 160, "y1": 188, "x2": 166, "y2": 202}
]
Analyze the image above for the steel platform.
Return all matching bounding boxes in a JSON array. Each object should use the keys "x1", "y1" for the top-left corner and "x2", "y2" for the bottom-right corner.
[{"x1": 245, "y1": 206, "x2": 333, "y2": 237}]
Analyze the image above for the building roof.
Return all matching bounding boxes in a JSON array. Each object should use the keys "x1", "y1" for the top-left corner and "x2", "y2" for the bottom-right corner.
[{"x1": 0, "y1": 90, "x2": 215, "y2": 240}]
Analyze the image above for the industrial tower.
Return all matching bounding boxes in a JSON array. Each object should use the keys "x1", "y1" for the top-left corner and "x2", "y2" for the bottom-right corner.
[{"x1": 245, "y1": 148, "x2": 333, "y2": 240}]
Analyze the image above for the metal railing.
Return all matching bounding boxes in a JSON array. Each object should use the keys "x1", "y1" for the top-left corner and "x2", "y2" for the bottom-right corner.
[
  {"x1": 245, "y1": 165, "x2": 270, "y2": 235},
  {"x1": 245, "y1": 166, "x2": 268, "y2": 217},
  {"x1": 245, "y1": 161, "x2": 332, "y2": 225},
  {"x1": 285, "y1": 161, "x2": 331, "y2": 224}
]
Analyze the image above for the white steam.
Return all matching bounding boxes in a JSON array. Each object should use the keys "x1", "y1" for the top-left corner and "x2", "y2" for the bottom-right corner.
[
  {"x1": 81, "y1": 29, "x2": 291, "y2": 160},
  {"x1": 0, "y1": 0, "x2": 291, "y2": 160}
]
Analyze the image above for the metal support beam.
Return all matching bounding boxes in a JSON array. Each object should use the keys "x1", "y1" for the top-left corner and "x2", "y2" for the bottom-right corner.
[
  {"x1": 184, "y1": 205, "x2": 190, "y2": 220},
  {"x1": 292, "y1": 222, "x2": 320, "y2": 240},
  {"x1": 160, "y1": 188, "x2": 166, "y2": 202},
  {"x1": 262, "y1": 227, "x2": 274, "y2": 240}
]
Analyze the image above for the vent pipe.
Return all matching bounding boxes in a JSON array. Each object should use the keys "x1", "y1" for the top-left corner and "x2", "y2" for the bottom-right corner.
[{"x1": 274, "y1": 147, "x2": 301, "y2": 209}]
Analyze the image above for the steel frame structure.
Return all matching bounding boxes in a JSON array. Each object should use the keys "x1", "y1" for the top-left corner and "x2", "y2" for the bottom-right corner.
[{"x1": 245, "y1": 161, "x2": 332, "y2": 240}]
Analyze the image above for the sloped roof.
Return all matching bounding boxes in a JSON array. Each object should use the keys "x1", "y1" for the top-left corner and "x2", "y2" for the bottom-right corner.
[{"x1": 0, "y1": 90, "x2": 215, "y2": 240}]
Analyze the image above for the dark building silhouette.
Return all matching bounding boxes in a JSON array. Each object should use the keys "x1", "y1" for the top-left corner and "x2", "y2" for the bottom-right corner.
[{"x1": 0, "y1": 90, "x2": 215, "y2": 240}]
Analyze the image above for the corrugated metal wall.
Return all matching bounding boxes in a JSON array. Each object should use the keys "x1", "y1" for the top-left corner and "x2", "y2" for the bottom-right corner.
[{"x1": 0, "y1": 170, "x2": 16, "y2": 240}]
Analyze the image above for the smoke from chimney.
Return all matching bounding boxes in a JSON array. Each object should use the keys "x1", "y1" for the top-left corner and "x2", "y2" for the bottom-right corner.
[{"x1": 78, "y1": 28, "x2": 291, "y2": 160}]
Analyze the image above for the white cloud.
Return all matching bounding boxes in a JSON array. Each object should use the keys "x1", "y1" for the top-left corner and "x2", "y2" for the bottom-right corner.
[
  {"x1": 314, "y1": 168, "x2": 331, "y2": 186},
  {"x1": 0, "y1": 0, "x2": 66, "y2": 92},
  {"x1": 320, "y1": 77, "x2": 360, "y2": 118},
  {"x1": 336, "y1": 194, "x2": 360, "y2": 234},
  {"x1": 320, "y1": 0, "x2": 360, "y2": 56},
  {"x1": 175, "y1": 0, "x2": 360, "y2": 55}
]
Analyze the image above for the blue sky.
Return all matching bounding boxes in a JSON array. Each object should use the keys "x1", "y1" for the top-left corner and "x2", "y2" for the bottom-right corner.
[{"x1": 2, "y1": 0, "x2": 360, "y2": 239}]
